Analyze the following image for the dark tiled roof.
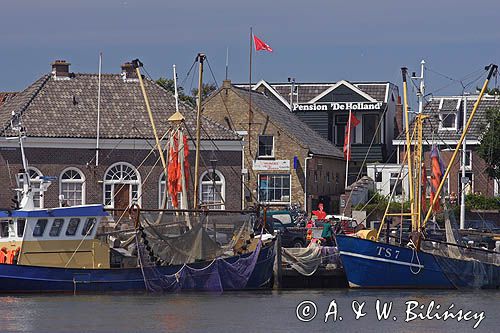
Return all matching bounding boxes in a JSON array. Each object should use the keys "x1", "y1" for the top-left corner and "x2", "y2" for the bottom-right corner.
[
  {"x1": 0, "y1": 92, "x2": 18, "y2": 108},
  {"x1": 232, "y1": 86, "x2": 344, "y2": 158},
  {"x1": 0, "y1": 73, "x2": 238, "y2": 141},
  {"x1": 395, "y1": 96, "x2": 500, "y2": 142},
  {"x1": 248, "y1": 81, "x2": 390, "y2": 104}
]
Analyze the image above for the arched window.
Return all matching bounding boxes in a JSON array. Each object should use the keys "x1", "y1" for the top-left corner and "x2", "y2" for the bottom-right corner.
[
  {"x1": 18, "y1": 167, "x2": 44, "y2": 208},
  {"x1": 60, "y1": 168, "x2": 85, "y2": 206},
  {"x1": 158, "y1": 173, "x2": 183, "y2": 209},
  {"x1": 103, "y1": 162, "x2": 141, "y2": 208},
  {"x1": 199, "y1": 169, "x2": 225, "y2": 210}
]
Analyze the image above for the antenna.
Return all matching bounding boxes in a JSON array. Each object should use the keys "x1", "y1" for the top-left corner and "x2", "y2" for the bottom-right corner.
[{"x1": 225, "y1": 47, "x2": 229, "y2": 80}]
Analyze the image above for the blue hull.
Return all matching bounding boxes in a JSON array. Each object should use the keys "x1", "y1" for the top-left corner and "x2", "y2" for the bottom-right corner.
[
  {"x1": 0, "y1": 243, "x2": 275, "y2": 293},
  {"x1": 336, "y1": 235, "x2": 500, "y2": 289}
]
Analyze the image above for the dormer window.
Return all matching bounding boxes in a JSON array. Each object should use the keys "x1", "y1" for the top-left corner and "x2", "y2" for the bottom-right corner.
[
  {"x1": 439, "y1": 112, "x2": 457, "y2": 130},
  {"x1": 258, "y1": 135, "x2": 274, "y2": 158}
]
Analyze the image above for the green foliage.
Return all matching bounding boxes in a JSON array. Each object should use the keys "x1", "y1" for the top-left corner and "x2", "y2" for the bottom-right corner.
[
  {"x1": 191, "y1": 83, "x2": 217, "y2": 100},
  {"x1": 465, "y1": 193, "x2": 500, "y2": 210},
  {"x1": 477, "y1": 107, "x2": 500, "y2": 180}
]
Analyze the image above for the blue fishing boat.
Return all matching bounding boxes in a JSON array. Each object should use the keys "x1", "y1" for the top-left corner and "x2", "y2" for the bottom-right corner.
[{"x1": 337, "y1": 64, "x2": 500, "y2": 289}]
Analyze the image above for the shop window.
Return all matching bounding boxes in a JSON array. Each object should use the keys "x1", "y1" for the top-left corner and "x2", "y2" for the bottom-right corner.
[
  {"x1": 199, "y1": 170, "x2": 225, "y2": 210},
  {"x1": 33, "y1": 219, "x2": 48, "y2": 237},
  {"x1": 66, "y1": 218, "x2": 81, "y2": 236},
  {"x1": 440, "y1": 112, "x2": 457, "y2": 130},
  {"x1": 258, "y1": 174, "x2": 291, "y2": 203},
  {"x1": 60, "y1": 168, "x2": 85, "y2": 206},
  {"x1": 0, "y1": 221, "x2": 9, "y2": 238},
  {"x1": 49, "y1": 218, "x2": 65, "y2": 237},
  {"x1": 17, "y1": 219, "x2": 26, "y2": 237},
  {"x1": 82, "y1": 218, "x2": 97, "y2": 236},
  {"x1": 258, "y1": 135, "x2": 274, "y2": 158}
]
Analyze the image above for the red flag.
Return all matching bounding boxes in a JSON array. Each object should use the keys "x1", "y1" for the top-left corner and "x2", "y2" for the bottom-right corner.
[
  {"x1": 343, "y1": 113, "x2": 360, "y2": 160},
  {"x1": 253, "y1": 35, "x2": 273, "y2": 52}
]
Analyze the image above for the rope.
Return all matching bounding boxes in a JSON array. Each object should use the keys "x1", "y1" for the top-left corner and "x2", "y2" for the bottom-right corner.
[{"x1": 408, "y1": 239, "x2": 422, "y2": 275}]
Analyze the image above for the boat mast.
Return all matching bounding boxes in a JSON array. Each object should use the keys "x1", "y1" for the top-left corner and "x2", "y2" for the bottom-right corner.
[
  {"x1": 193, "y1": 53, "x2": 206, "y2": 209},
  {"x1": 401, "y1": 68, "x2": 416, "y2": 230},
  {"x1": 460, "y1": 95, "x2": 467, "y2": 229},
  {"x1": 422, "y1": 64, "x2": 498, "y2": 228},
  {"x1": 132, "y1": 59, "x2": 169, "y2": 187},
  {"x1": 95, "y1": 52, "x2": 102, "y2": 167}
]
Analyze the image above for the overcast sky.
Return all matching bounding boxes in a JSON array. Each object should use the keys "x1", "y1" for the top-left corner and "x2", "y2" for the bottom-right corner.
[{"x1": 2, "y1": 0, "x2": 500, "y2": 103}]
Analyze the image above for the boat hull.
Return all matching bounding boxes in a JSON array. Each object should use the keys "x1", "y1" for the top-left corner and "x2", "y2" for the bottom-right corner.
[
  {"x1": 336, "y1": 235, "x2": 454, "y2": 288},
  {"x1": 0, "y1": 243, "x2": 275, "y2": 293}
]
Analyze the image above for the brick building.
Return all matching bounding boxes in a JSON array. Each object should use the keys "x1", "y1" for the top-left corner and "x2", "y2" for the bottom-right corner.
[
  {"x1": 0, "y1": 60, "x2": 243, "y2": 212},
  {"x1": 202, "y1": 80, "x2": 346, "y2": 214},
  {"x1": 382, "y1": 95, "x2": 500, "y2": 199},
  {"x1": 244, "y1": 80, "x2": 401, "y2": 185}
]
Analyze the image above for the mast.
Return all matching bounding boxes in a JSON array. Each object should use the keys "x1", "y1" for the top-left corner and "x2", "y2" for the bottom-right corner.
[
  {"x1": 460, "y1": 95, "x2": 467, "y2": 229},
  {"x1": 132, "y1": 59, "x2": 169, "y2": 182},
  {"x1": 193, "y1": 53, "x2": 206, "y2": 209},
  {"x1": 422, "y1": 64, "x2": 498, "y2": 228},
  {"x1": 95, "y1": 52, "x2": 102, "y2": 167},
  {"x1": 345, "y1": 108, "x2": 352, "y2": 189},
  {"x1": 248, "y1": 27, "x2": 253, "y2": 155},
  {"x1": 401, "y1": 67, "x2": 416, "y2": 230}
]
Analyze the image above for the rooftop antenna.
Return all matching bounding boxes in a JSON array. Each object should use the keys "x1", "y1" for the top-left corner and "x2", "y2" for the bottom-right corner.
[
  {"x1": 225, "y1": 47, "x2": 229, "y2": 80},
  {"x1": 410, "y1": 59, "x2": 425, "y2": 114}
]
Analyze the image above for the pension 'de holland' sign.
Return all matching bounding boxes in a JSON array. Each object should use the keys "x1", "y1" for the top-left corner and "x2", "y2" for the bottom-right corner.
[{"x1": 292, "y1": 102, "x2": 383, "y2": 112}]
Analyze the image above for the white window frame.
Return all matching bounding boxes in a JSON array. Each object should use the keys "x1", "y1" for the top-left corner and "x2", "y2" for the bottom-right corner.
[
  {"x1": 258, "y1": 173, "x2": 291, "y2": 204},
  {"x1": 19, "y1": 167, "x2": 44, "y2": 208},
  {"x1": 158, "y1": 173, "x2": 184, "y2": 209},
  {"x1": 439, "y1": 112, "x2": 457, "y2": 131},
  {"x1": 494, "y1": 179, "x2": 499, "y2": 197},
  {"x1": 462, "y1": 150, "x2": 472, "y2": 170},
  {"x1": 59, "y1": 167, "x2": 86, "y2": 206},
  {"x1": 258, "y1": 135, "x2": 275, "y2": 158},
  {"x1": 199, "y1": 169, "x2": 225, "y2": 210},
  {"x1": 103, "y1": 162, "x2": 141, "y2": 208}
]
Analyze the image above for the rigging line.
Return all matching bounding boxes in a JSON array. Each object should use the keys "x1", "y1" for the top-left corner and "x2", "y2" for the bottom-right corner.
[
  {"x1": 342, "y1": 103, "x2": 389, "y2": 215},
  {"x1": 181, "y1": 59, "x2": 198, "y2": 88},
  {"x1": 205, "y1": 57, "x2": 219, "y2": 89},
  {"x1": 199, "y1": 123, "x2": 258, "y2": 203}
]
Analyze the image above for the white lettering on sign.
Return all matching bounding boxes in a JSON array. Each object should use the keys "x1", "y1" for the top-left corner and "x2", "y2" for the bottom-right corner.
[{"x1": 293, "y1": 102, "x2": 383, "y2": 112}]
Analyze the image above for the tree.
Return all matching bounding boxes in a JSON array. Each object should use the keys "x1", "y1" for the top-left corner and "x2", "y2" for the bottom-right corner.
[
  {"x1": 155, "y1": 78, "x2": 195, "y2": 106},
  {"x1": 191, "y1": 83, "x2": 217, "y2": 101},
  {"x1": 477, "y1": 107, "x2": 500, "y2": 180}
]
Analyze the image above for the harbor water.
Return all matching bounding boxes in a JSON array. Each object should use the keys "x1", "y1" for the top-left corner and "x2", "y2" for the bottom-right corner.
[{"x1": 0, "y1": 289, "x2": 498, "y2": 332}]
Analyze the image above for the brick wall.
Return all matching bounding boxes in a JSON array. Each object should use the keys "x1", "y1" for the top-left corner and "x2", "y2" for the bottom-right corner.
[
  {"x1": 0, "y1": 146, "x2": 241, "y2": 210},
  {"x1": 203, "y1": 83, "x2": 345, "y2": 213}
]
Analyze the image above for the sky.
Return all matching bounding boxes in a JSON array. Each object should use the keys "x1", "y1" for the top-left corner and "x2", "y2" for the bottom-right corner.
[{"x1": 2, "y1": 0, "x2": 500, "y2": 105}]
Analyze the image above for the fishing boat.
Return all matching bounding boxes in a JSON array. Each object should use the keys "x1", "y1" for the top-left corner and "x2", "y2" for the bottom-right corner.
[
  {"x1": 336, "y1": 64, "x2": 500, "y2": 289},
  {"x1": 0, "y1": 58, "x2": 275, "y2": 293}
]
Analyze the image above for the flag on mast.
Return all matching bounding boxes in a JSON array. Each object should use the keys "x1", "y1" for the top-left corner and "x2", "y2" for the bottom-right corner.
[
  {"x1": 253, "y1": 35, "x2": 273, "y2": 52},
  {"x1": 343, "y1": 112, "x2": 360, "y2": 160}
]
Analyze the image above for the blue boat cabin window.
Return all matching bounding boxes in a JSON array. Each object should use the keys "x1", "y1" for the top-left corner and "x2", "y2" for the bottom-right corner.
[
  {"x1": 49, "y1": 219, "x2": 65, "y2": 237},
  {"x1": 66, "y1": 218, "x2": 80, "y2": 236},
  {"x1": 17, "y1": 219, "x2": 26, "y2": 237},
  {"x1": 0, "y1": 221, "x2": 9, "y2": 237},
  {"x1": 82, "y1": 218, "x2": 96, "y2": 236},
  {"x1": 33, "y1": 219, "x2": 48, "y2": 237}
]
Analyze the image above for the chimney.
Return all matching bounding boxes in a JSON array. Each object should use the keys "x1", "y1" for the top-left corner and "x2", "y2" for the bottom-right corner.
[
  {"x1": 222, "y1": 79, "x2": 232, "y2": 89},
  {"x1": 121, "y1": 62, "x2": 138, "y2": 81},
  {"x1": 51, "y1": 60, "x2": 71, "y2": 79}
]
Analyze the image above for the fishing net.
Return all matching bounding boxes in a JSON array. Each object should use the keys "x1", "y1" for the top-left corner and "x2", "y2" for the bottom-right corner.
[
  {"x1": 131, "y1": 211, "x2": 270, "y2": 292},
  {"x1": 421, "y1": 207, "x2": 500, "y2": 289},
  {"x1": 280, "y1": 244, "x2": 341, "y2": 276}
]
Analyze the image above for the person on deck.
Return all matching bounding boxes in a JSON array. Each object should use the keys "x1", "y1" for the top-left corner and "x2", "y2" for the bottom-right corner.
[{"x1": 321, "y1": 219, "x2": 334, "y2": 246}]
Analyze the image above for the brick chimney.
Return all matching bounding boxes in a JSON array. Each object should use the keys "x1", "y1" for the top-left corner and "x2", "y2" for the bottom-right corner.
[
  {"x1": 51, "y1": 60, "x2": 71, "y2": 79},
  {"x1": 121, "y1": 62, "x2": 138, "y2": 81}
]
